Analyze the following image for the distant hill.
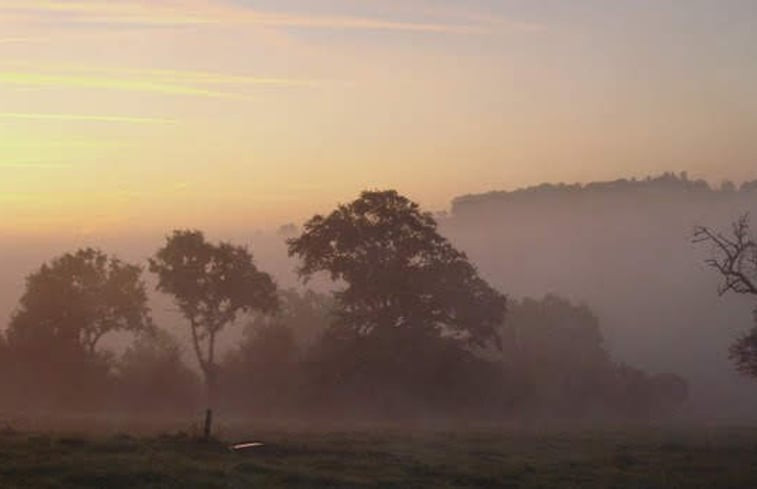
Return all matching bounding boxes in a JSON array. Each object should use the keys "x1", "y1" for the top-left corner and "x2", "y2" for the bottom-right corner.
[
  {"x1": 452, "y1": 172, "x2": 757, "y2": 215},
  {"x1": 442, "y1": 172, "x2": 757, "y2": 422}
]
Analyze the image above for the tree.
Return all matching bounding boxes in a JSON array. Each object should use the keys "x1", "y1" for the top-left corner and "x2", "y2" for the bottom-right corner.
[
  {"x1": 246, "y1": 288, "x2": 333, "y2": 349},
  {"x1": 4, "y1": 248, "x2": 152, "y2": 409},
  {"x1": 286, "y1": 191, "x2": 506, "y2": 417},
  {"x1": 7, "y1": 248, "x2": 152, "y2": 356},
  {"x1": 117, "y1": 329, "x2": 201, "y2": 413},
  {"x1": 694, "y1": 214, "x2": 757, "y2": 377},
  {"x1": 222, "y1": 321, "x2": 299, "y2": 414},
  {"x1": 693, "y1": 215, "x2": 757, "y2": 297},
  {"x1": 287, "y1": 190, "x2": 506, "y2": 349},
  {"x1": 501, "y1": 295, "x2": 687, "y2": 418},
  {"x1": 221, "y1": 289, "x2": 333, "y2": 414},
  {"x1": 149, "y1": 230, "x2": 278, "y2": 437},
  {"x1": 502, "y1": 295, "x2": 610, "y2": 410}
]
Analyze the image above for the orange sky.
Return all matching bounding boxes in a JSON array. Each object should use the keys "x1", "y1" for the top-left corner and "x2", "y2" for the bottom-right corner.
[{"x1": 2, "y1": 0, "x2": 756, "y2": 237}]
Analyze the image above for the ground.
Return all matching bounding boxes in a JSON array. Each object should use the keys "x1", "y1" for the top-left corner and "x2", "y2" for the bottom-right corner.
[{"x1": 1, "y1": 426, "x2": 757, "y2": 488}]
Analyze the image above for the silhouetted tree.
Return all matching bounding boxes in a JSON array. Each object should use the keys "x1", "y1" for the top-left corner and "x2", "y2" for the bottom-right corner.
[
  {"x1": 7, "y1": 248, "x2": 152, "y2": 355},
  {"x1": 502, "y1": 295, "x2": 688, "y2": 418},
  {"x1": 730, "y1": 320, "x2": 757, "y2": 378},
  {"x1": 694, "y1": 215, "x2": 757, "y2": 297},
  {"x1": 287, "y1": 190, "x2": 506, "y2": 418},
  {"x1": 149, "y1": 230, "x2": 278, "y2": 437},
  {"x1": 502, "y1": 295, "x2": 610, "y2": 411},
  {"x1": 249, "y1": 289, "x2": 333, "y2": 348},
  {"x1": 694, "y1": 215, "x2": 757, "y2": 377},
  {"x1": 4, "y1": 248, "x2": 151, "y2": 409},
  {"x1": 220, "y1": 289, "x2": 332, "y2": 414},
  {"x1": 222, "y1": 322, "x2": 299, "y2": 414},
  {"x1": 288, "y1": 190, "x2": 506, "y2": 348}
]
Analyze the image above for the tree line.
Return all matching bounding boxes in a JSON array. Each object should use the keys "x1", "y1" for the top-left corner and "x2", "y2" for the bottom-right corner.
[
  {"x1": 452, "y1": 172, "x2": 757, "y2": 216},
  {"x1": 0, "y1": 190, "x2": 689, "y2": 428}
]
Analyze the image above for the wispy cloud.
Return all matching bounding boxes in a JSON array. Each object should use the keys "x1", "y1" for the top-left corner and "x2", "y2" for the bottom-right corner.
[
  {"x1": 1, "y1": 139, "x2": 124, "y2": 149},
  {"x1": 6, "y1": 63, "x2": 325, "y2": 87},
  {"x1": 0, "y1": 63, "x2": 331, "y2": 99},
  {"x1": 0, "y1": 36, "x2": 47, "y2": 43},
  {"x1": 0, "y1": 71, "x2": 248, "y2": 98},
  {"x1": 0, "y1": 161, "x2": 73, "y2": 169},
  {"x1": 0, "y1": 0, "x2": 489, "y2": 34},
  {"x1": 0, "y1": 112, "x2": 177, "y2": 124}
]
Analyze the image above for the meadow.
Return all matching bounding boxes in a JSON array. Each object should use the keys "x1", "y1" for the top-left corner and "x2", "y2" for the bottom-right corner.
[{"x1": 1, "y1": 424, "x2": 757, "y2": 488}]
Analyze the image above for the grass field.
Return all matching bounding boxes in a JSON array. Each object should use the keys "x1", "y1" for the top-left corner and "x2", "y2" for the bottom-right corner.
[{"x1": 1, "y1": 425, "x2": 757, "y2": 488}]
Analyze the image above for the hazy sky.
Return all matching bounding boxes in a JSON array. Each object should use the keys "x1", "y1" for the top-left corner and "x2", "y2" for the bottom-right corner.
[{"x1": 2, "y1": 0, "x2": 756, "y2": 236}]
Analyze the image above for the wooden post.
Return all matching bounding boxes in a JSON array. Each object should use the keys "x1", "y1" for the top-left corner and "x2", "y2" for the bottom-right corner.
[{"x1": 203, "y1": 408, "x2": 213, "y2": 441}]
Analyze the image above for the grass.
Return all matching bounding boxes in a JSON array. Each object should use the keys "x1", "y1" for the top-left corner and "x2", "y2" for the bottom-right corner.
[{"x1": 1, "y1": 425, "x2": 757, "y2": 488}]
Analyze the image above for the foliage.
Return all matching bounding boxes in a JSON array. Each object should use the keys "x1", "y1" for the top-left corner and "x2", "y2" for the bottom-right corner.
[
  {"x1": 503, "y1": 295, "x2": 687, "y2": 418},
  {"x1": 6, "y1": 248, "x2": 152, "y2": 355},
  {"x1": 149, "y1": 230, "x2": 279, "y2": 395},
  {"x1": 730, "y1": 322, "x2": 757, "y2": 378},
  {"x1": 287, "y1": 189, "x2": 506, "y2": 349},
  {"x1": 222, "y1": 323, "x2": 299, "y2": 414},
  {"x1": 1, "y1": 249, "x2": 150, "y2": 410},
  {"x1": 221, "y1": 289, "x2": 332, "y2": 413},
  {"x1": 245, "y1": 288, "x2": 333, "y2": 349},
  {"x1": 116, "y1": 329, "x2": 201, "y2": 413}
]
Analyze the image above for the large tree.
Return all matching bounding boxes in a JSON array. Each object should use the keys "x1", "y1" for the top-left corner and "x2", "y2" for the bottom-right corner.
[
  {"x1": 287, "y1": 190, "x2": 506, "y2": 349},
  {"x1": 149, "y1": 230, "x2": 278, "y2": 436},
  {"x1": 7, "y1": 248, "x2": 152, "y2": 356},
  {"x1": 694, "y1": 215, "x2": 757, "y2": 376}
]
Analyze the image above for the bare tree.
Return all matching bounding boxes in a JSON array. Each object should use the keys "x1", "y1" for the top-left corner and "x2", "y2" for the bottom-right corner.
[
  {"x1": 693, "y1": 214, "x2": 757, "y2": 297},
  {"x1": 694, "y1": 214, "x2": 757, "y2": 378}
]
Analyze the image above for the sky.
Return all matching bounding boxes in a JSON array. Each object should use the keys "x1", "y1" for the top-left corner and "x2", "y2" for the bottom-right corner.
[{"x1": 1, "y1": 0, "x2": 757, "y2": 237}]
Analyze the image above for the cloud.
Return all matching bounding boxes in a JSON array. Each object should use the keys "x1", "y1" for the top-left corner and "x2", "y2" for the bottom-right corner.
[
  {"x1": 0, "y1": 63, "x2": 331, "y2": 99},
  {"x1": 7, "y1": 64, "x2": 324, "y2": 87},
  {"x1": 0, "y1": 0, "x2": 488, "y2": 34},
  {"x1": 0, "y1": 37, "x2": 47, "y2": 43},
  {"x1": 0, "y1": 72, "x2": 248, "y2": 98},
  {"x1": 0, "y1": 161, "x2": 73, "y2": 169},
  {"x1": 0, "y1": 112, "x2": 178, "y2": 124}
]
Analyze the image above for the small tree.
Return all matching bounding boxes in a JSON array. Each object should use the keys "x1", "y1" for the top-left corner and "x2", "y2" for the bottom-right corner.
[
  {"x1": 150, "y1": 230, "x2": 278, "y2": 438},
  {"x1": 694, "y1": 214, "x2": 757, "y2": 376}
]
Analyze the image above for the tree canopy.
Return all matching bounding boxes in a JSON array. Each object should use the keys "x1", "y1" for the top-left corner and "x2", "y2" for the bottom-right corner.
[
  {"x1": 287, "y1": 190, "x2": 506, "y2": 349},
  {"x1": 149, "y1": 230, "x2": 279, "y2": 390},
  {"x1": 7, "y1": 248, "x2": 151, "y2": 355}
]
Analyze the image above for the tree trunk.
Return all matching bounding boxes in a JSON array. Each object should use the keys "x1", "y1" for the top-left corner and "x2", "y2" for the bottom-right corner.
[{"x1": 203, "y1": 332, "x2": 217, "y2": 441}]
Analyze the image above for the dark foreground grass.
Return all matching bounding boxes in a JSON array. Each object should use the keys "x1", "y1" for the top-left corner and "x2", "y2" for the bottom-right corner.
[{"x1": 1, "y1": 426, "x2": 757, "y2": 488}]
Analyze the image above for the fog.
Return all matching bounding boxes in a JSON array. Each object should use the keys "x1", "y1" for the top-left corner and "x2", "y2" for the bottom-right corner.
[
  {"x1": 1, "y1": 172, "x2": 756, "y2": 425},
  {"x1": 443, "y1": 173, "x2": 757, "y2": 421}
]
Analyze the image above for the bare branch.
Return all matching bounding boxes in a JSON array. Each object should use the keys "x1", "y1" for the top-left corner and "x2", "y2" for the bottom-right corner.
[{"x1": 693, "y1": 214, "x2": 757, "y2": 297}]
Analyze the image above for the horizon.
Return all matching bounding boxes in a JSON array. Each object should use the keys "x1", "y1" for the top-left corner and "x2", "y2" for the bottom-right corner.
[{"x1": 2, "y1": 170, "x2": 756, "y2": 242}]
